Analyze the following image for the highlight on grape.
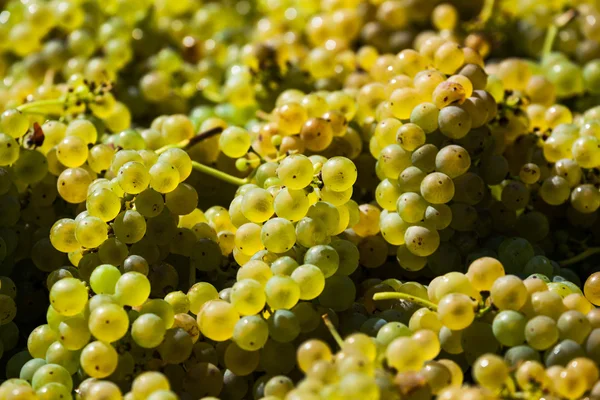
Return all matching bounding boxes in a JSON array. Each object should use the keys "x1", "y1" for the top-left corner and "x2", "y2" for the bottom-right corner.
[{"x1": 1, "y1": 0, "x2": 600, "y2": 399}]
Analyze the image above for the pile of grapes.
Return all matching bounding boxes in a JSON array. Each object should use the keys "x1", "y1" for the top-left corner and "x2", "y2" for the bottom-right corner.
[{"x1": 3, "y1": 0, "x2": 600, "y2": 399}]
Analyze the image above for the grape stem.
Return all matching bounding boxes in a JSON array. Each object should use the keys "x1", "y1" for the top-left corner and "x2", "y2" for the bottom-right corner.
[
  {"x1": 16, "y1": 98, "x2": 65, "y2": 113},
  {"x1": 476, "y1": 304, "x2": 493, "y2": 318},
  {"x1": 322, "y1": 314, "x2": 344, "y2": 348},
  {"x1": 559, "y1": 247, "x2": 600, "y2": 266},
  {"x1": 478, "y1": 0, "x2": 496, "y2": 25},
  {"x1": 191, "y1": 161, "x2": 248, "y2": 186},
  {"x1": 542, "y1": 9, "x2": 578, "y2": 59},
  {"x1": 155, "y1": 127, "x2": 224, "y2": 155},
  {"x1": 373, "y1": 292, "x2": 438, "y2": 311}
]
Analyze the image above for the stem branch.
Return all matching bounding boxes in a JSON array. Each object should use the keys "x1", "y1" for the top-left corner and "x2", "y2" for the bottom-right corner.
[
  {"x1": 16, "y1": 98, "x2": 65, "y2": 113},
  {"x1": 559, "y1": 247, "x2": 600, "y2": 267},
  {"x1": 191, "y1": 161, "x2": 248, "y2": 186},
  {"x1": 373, "y1": 292, "x2": 438, "y2": 311},
  {"x1": 322, "y1": 314, "x2": 344, "y2": 348}
]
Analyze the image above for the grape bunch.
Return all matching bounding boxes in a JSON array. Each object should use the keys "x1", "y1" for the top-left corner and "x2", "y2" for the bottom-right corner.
[{"x1": 0, "y1": 0, "x2": 599, "y2": 400}]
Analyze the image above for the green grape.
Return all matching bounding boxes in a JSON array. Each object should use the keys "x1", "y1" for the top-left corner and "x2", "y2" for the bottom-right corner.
[
  {"x1": 158, "y1": 148, "x2": 192, "y2": 182},
  {"x1": 420, "y1": 172, "x2": 454, "y2": 204},
  {"x1": 277, "y1": 154, "x2": 314, "y2": 190},
  {"x1": 377, "y1": 144, "x2": 412, "y2": 180},
  {"x1": 49, "y1": 218, "x2": 79, "y2": 253},
  {"x1": 404, "y1": 225, "x2": 440, "y2": 257},
  {"x1": 75, "y1": 216, "x2": 108, "y2": 248},
  {"x1": 523, "y1": 256, "x2": 554, "y2": 278},
  {"x1": 158, "y1": 328, "x2": 193, "y2": 364},
  {"x1": 291, "y1": 264, "x2": 325, "y2": 300},
  {"x1": 557, "y1": 310, "x2": 591, "y2": 346},
  {"x1": 187, "y1": 282, "x2": 218, "y2": 315},
  {"x1": 540, "y1": 175, "x2": 570, "y2": 205},
  {"x1": 492, "y1": 310, "x2": 527, "y2": 346},
  {"x1": 219, "y1": 126, "x2": 251, "y2": 158},
  {"x1": 472, "y1": 354, "x2": 508, "y2": 393},
  {"x1": 386, "y1": 337, "x2": 424, "y2": 372},
  {"x1": 135, "y1": 188, "x2": 164, "y2": 218},
  {"x1": 411, "y1": 144, "x2": 438, "y2": 173},
  {"x1": 131, "y1": 313, "x2": 167, "y2": 348},
  {"x1": 1, "y1": 110, "x2": 29, "y2": 138},
  {"x1": 31, "y1": 364, "x2": 72, "y2": 392},
  {"x1": 261, "y1": 218, "x2": 296, "y2": 253},
  {"x1": 192, "y1": 222, "x2": 218, "y2": 241},
  {"x1": 89, "y1": 264, "x2": 121, "y2": 295},
  {"x1": 396, "y1": 123, "x2": 426, "y2": 151},
  {"x1": 161, "y1": 114, "x2": 194, "y2": 144},
  {"x1": 498, "y1": 238, "x2": 535, "y2": 274},
  {"x1": 295, "y1": 217, "x2": 329, "y2": 248},
  {"x1": 117, "y1": 161, "x2": 150, "y2": 194},
  {"x1": 98, "y1": 237, "x2": 128, "y2": 266},
  {"x1": 504, "y1": 345, "x2": 541, "y2": 366},
  {"x1": 86, "y1": 188, "x2": 121, "y2": 222},
  {"x1": 141, "y1": 299, "x2": 175, "y2": 329},
  {"x1": 571, "y1": 184, "x2": 600, "y2": 213},
  {"x1": 20, "y1": 358, "x2": 47, "y2": 382},
  {"x1": 265, "y1": 376, "x2": 294, "y2": 398},
  {"x1": 376, "y1": 179, "x2": 403, "y2": 211},
  {"x1": 437, "y1": 293, "x2": 476, "y2": 330},
  {"x1": 89, "y1": 303, "x2": 129, "y2": 342},
  {"x1": 190, "y1": 238, "x2": 222, "y2": 272},
  {"x1": 490, "y1": 275, "x2": 528, "y2": 311},
  {"x1": 318, "y1": 275, "x2": 356, "y2": 312},
  {"x1": 237, "y1": 260, "x2": 272, "y2": 286},
  {"x1": 233, "y1": 315, "x2": 269, "y2": 351},
  {"x1": 80, "y1": 341, "x2": 118, "y2": 378},
  {"x1": 274, "y1": 188, "x2": 310, "y2": 221},
  {"x1": 307, "y1": 201, "x2": 339, "y2": 236},
  {"x1": 410, "y1": 103, "x2": 440, "y2": 134},
  {"x1": 270, "y1": 256, "x2": 298, "y2": 276},
  {"x1": 525, "y1": 316, "x2": 559, "y2": 350},
  {"x1": 438, "y1": 106, "x2": 472, "y2": 139},
  {"x1": 267, "y1": 309, "x2": 301, "y2": 343},
  {"x1": 49, "y1": 278, "x2": 87, "y2": 317},
  {"x1": 66, "y1": 119, "x2": 97, "y2": 144},
  {"x1": 304, "y1": 245, "x2": 339, "y2": 278},
  {"x1": 432, "y1": 81, "x2": 467, "y2": 109},
  {"x1": 0, "y1": 134, "x2": 20, "y2": 166},
  {"x1": 397, "y1": 192, "x2": 428, "y2": 223},
  {"x1": 12, "y1": 149, "x2": 48, "y2": 184},
  {"x1": 57, "y1": 167, "x2": 93, "y2": 204},
  {"x1": 265, "y1": 276, "x2": 300, "y2": 310},
  {"x1": 198, "y1": 300, "x2": 239, "y2": 342},
  {"x1": 242, "y1": 188, "x2": 274, "y2": 223},
  {"x1": 57, "y1": 136, "x2": 88, "y2": 167},
  {"x1": 397, "y1": 166, "x2": 426, "y2": 193},
  {"x1": 149, "y1": 162, "x2": 180, "y2": 193},
  {"x1": 165, "y1": 183, "x2": 198, "y2": 215},
  {"x1": 165, "y1": 291, "x2": 190, "y2": 314},
  {"x1": 115, "y1": 272, "x2": 151, "y2": 307},
  {"x1": 396, "y1": 244, "x2": 427, "y2": 271},
  {"x1": 113, "y1": 210, "x2": 146, "y2": 244},
  {"x1": 44, "y1": 341, "x2": 79, "y2": 374},
  {"x1": 58, "y1": 316, "x2": 90, "y2": 351},
  {"x1": 435, "y1": 145, "x2": 471, "y2": 178},
  {"x1": 28, "y1": 325, "x2": 59, "y2": 362},
  {"x1": 320, "y1": 156, "x2": 357, "y2": 192},
  {"x1": 230, "y1": 279, "x2": 266, "y2": 316}
]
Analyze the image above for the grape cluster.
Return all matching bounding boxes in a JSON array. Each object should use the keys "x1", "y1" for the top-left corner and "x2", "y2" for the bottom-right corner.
[{"x1": 0, "y1": 0, "x2": 600, "y2": 400}]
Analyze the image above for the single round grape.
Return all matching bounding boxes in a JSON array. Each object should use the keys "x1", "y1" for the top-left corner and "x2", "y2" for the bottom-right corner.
[
  {"x1": 115, "y1": 272, "x2": 151, "y2": 307},
  {"x1": 265, "y1": 276, "x2": 300, "y2": 310},
  {"x1": 437, "y1": 293, "x2": 476, "y2": 331},
  {"x1": 420, "y1": 172, "x2": 454, "y2": 204},
  {"x1": 540, "y1": 175, "x2": 570, "y2": 205},
  {"x1": 438, "y1": 106, "x2": 472, "y2": 139},
  {"x1": 291, "y1": 264, "x2": 325, "y2": 300},
  {"x1": 49, "y1": 218, "x2": 79, "y2": 253},
  {"x1": 435, "y1": 145, "x2": 471, "y2": 178},
  {"x1": 149, "y1": 161, "x2": 180, "y2": 193},
  {"x1": 491, "y1": 275, "x2": 528, "y2": 311},
  {"x1": 198, "y1": 300, "x2": 239, "y2": 342},
  {"x1": 80, "y1": 341, "x2": 118, "y2": 379},
  {"x1": 397, "y1": 192, "x2": 428, "y2": 223},
  {"x1": 220, "y1": 126, "x2": 251, "y2": 158},
  {"x1": 233, "y1": 315, "x2": 269, "y2": 351},
  {"x1": 404, "y1": 225, "x2": 440, "y2": 257},
  {"x1": 261, "y1": 218, "x2": 296, "y2": 253},
  {"x1": 492, "y1": 310, "x2": 527, "y2": 346},
  {"x1": 386, "y1": 337, "x2": 424, "y2": 372},
  {"x1": 57, "y1": 168, "x2": 92, "y2": 204},
  {"x1": 472, "y1": 354, "x2": 508, "y2": 392},
  {"x1": 49, "y1": 278, "x2": 87, "y2": 317},
  {"x1": 321, "y1": 156, "x2": 358, "y2": 192},
  {"x1": 277, "y1": 154, "x2": 314, "y2": 190}
]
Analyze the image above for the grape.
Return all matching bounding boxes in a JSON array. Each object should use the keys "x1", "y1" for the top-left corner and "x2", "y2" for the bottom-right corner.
[
  {"x1": 472, "y1": 354, "x2": 508, "y2": 392},
  {"x1": 265, "y1": 276, "x2": 300, "y2": 310},
  {"x1": 492, "y1": 310, "x2": 527, "y2": 346},
  {"x1": 233, "y1": 315, "x2": 269, "y2": 351},
  {"x1": 198, "y1": 300, "x2": 239, "y2": 341},
  {"x1": 31, "y1": 363, "x2": 73, "y2": 391},
  {"x1": 404, "y1": 225, "x2": 440, "y2": 257},
  {"x1": 491, "y1": 275, "x2": 528, "y2": 311},
  {"x1": 291, "y1": 264, "x2": 325, "y2": 300},
  {"x1": 410, "y1": 103, "x2": 439, "y2": 134},
  {"x1": 304, "y1": 245, "x2": 339, "y2": 278},
  {"x1": 261, "y1": 218, "x2": 296, "y2": 253},
  {"x1": 526, "y1": 316, "x2": 559, "y2": 350},
  {"x1": 49, "y1": 218, "x2": 79, "y2": 253},
  {"x1": 75, "y1": 216, "x2": 108, "y2": 249},
  {"x1": 438, "y1": 106, "x2": 472, "y2": 139},
  {"x1": 420, "y1": 172, "x2": 454, "y2": 204}
]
